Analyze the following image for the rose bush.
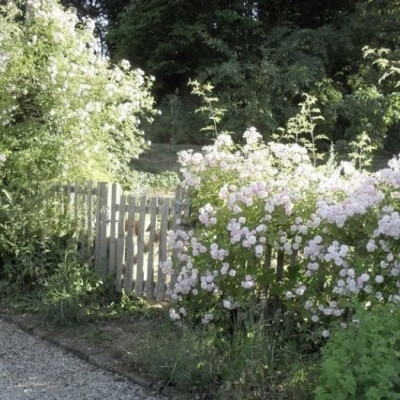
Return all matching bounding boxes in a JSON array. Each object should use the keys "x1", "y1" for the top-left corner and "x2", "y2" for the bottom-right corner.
[{"x1": 163, "y1": 128, "x2": 400, "y2": 336}]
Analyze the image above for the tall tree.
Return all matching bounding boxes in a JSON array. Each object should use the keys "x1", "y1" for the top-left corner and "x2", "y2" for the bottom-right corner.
[
  {"x1": 0, "y1": 0, "x2": 155, "y2": 189},
  {"x1": 107, "y1": 0, "x2": 263, "y2": 97},
  {"x1": 69, "y1": 0, "x2": 400, "y2": 150}
]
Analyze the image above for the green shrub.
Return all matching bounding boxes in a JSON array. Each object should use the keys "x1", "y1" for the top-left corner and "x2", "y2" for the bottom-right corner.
[
  {"x1": 41, "y1": 253, "x2": 103, "y2": 327},
  {"x1": 315, "y1": 304, "x2": 400, "y2": 400},
  {"x1": 130, "y1": 170, "x2": 180, "y2": 195},
  {"x1": 0, "y1": 279, "x2": 41, "y2": 313},
  {"x1": 0, "y1": 188, "x2": 75, "y2": 289}
]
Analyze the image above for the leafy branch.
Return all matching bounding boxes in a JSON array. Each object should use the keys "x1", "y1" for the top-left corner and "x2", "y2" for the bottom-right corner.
[
  {"x1": 348, "y1": 131, "x2": 376, "y2": 171},
  {"x1": 274, "y1": 93, "x2": 328, "y2": 166},
  {"x1": 188, "y1": 79, "x2": 226, "y2": 137}
]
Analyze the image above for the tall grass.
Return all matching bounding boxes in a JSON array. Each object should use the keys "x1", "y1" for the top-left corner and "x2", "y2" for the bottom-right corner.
[{"x1": 130, "y1": 311, "x2": 317, "y2": 399}]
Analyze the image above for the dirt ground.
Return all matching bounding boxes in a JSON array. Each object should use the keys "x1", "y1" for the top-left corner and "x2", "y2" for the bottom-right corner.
[{"x1": 0, "y1": 310, "x2": 188, "y2": 400}]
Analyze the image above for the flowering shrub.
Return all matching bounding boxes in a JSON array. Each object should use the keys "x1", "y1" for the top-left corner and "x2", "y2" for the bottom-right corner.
[
  {"x1": 0, "y1": 0, "x2": 156, "y2": 288},
  {"x1": 162, "y1": 127, "x2": 400, "y2": 335},
  {"x1": 0, "y1": 0, "x2": 155, "y2": 189}
]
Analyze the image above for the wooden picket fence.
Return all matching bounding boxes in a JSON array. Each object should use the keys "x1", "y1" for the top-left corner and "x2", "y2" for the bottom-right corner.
[
  {"x1": 57, "y1": 182, "x2": 191, "y2": 301},
  {"x1": 57, "y1": 182, "x2": 301, "y2": 317}
]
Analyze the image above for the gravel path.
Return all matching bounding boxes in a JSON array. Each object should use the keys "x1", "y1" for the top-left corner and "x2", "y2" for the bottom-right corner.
[{"x1": 0, "y1": 318, "x2": 166, "y2": 400}]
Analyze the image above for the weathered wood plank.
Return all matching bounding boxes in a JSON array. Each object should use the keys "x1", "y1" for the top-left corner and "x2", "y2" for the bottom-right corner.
[
  {"x1": 124, "y1": 196, "x2": 136, "y2": 294},
  {"x1": 74, "y1": 181, "x2": 79, "y2": 222},
  {"x1": 66, "y1": 183, "x2": 72, "y2": 217},
  {"x1": 94, "y1": 182, "x2": 102, "y2": 267},
  {"x1": 56, "y1": 184, "x2": 64, "y2": 215},
  {"x1": 135, "y1": 195, "x2": 147, "y2": 296},
  {"x1": 97, "y1": 183, "x2": 109, "y2": 277},
  {"x1": 169, "y1": 186, "x2": 183, "y2": 292},
  {"x1": 172, "y1": 185, "x2": 183, "y2": 228},
  {"x1": 115, "y1": 194, "x2": 126, "y2": 292},
  {"x1": 86, "y1": 181, "x2": 93, "y2": 265},
  {"x1": 156, "y1": 198, "x2": 169, "y2": 302},
  {"x1": 145, "y1": 197, "x2": 157, "y2": 298},
  {"x1": 79, "y1": 183, "x2": 86, "y2": 260},
  {"x1": 116, "y1": 202, "x2": 180, "y2": 215},
  {"x1": 183, "y1": 188, "x2": 191, "y2": 219},
  {"x1": 108, "y1": 183, "x2": 119, "y2": 295}
]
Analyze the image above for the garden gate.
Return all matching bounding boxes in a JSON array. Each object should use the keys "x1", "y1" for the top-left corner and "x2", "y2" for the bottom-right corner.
[{"x1": 58, "y1": 182, "x2": 191, "y2": 301}]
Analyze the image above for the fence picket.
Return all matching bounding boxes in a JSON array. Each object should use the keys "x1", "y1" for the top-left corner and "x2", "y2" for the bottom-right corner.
[
  {"x1": 97, "y1": 183, "x2": 109, "y2": 277},
  {"x1": 183, "y1": 188, "x2": 191, "y2": 219},
  {"x1": 115, "y1": 194, "x2": 126, "y2": 292},
  {"x1": 108, "y1": 183, "x2": 119, "y2": 295},
  {"x1": 172, "y1": 185, "x2": 182, "y2": 228},
  {"x1": 74, "y1": 181, "x2": 79, "y2": 222},
  {"x1": 169, "y1": 186, "x2": 184, "y2": 291},
  {"x1": 86, "y1": 181, "x2": 93, "y2": 265},
  {"x1": 66, "y1": 183, "x2": 72, "y2": 216},
  {"x1": 124, "y1": 196, "x2": 136, "y2": 294},
  {"x1": 134, "y1": 196, "x2": 146, "y2": 296},
  {"x1": 94, "y1": 182, "x2": 102, "y2": 267},
  {"x1": 156, "y1": 198, "x2": 169, "y2": 302},
  {"x1": 145, "y1": 197, "x2": 157, "y2": 298},
  {"x1": 79, "y1": 183, "x2": 86, "y2": 260},
  {"x1": 57, "y1": 184, "x2": 64, "y2": 215}
]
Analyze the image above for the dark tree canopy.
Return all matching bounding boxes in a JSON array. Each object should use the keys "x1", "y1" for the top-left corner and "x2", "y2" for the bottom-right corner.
[{"x1": 60, "y1": 0, "x2": 400, "y2": 151}]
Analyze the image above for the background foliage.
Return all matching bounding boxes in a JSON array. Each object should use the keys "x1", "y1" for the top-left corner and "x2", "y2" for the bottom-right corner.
[{"x1": 60, "y1": 0, "x2": 400, "y2": 153}]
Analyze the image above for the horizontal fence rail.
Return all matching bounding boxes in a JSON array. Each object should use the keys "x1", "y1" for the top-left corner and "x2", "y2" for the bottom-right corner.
[{"x1": 57, "y1": 182, "x2": 191, "y2": 301}]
